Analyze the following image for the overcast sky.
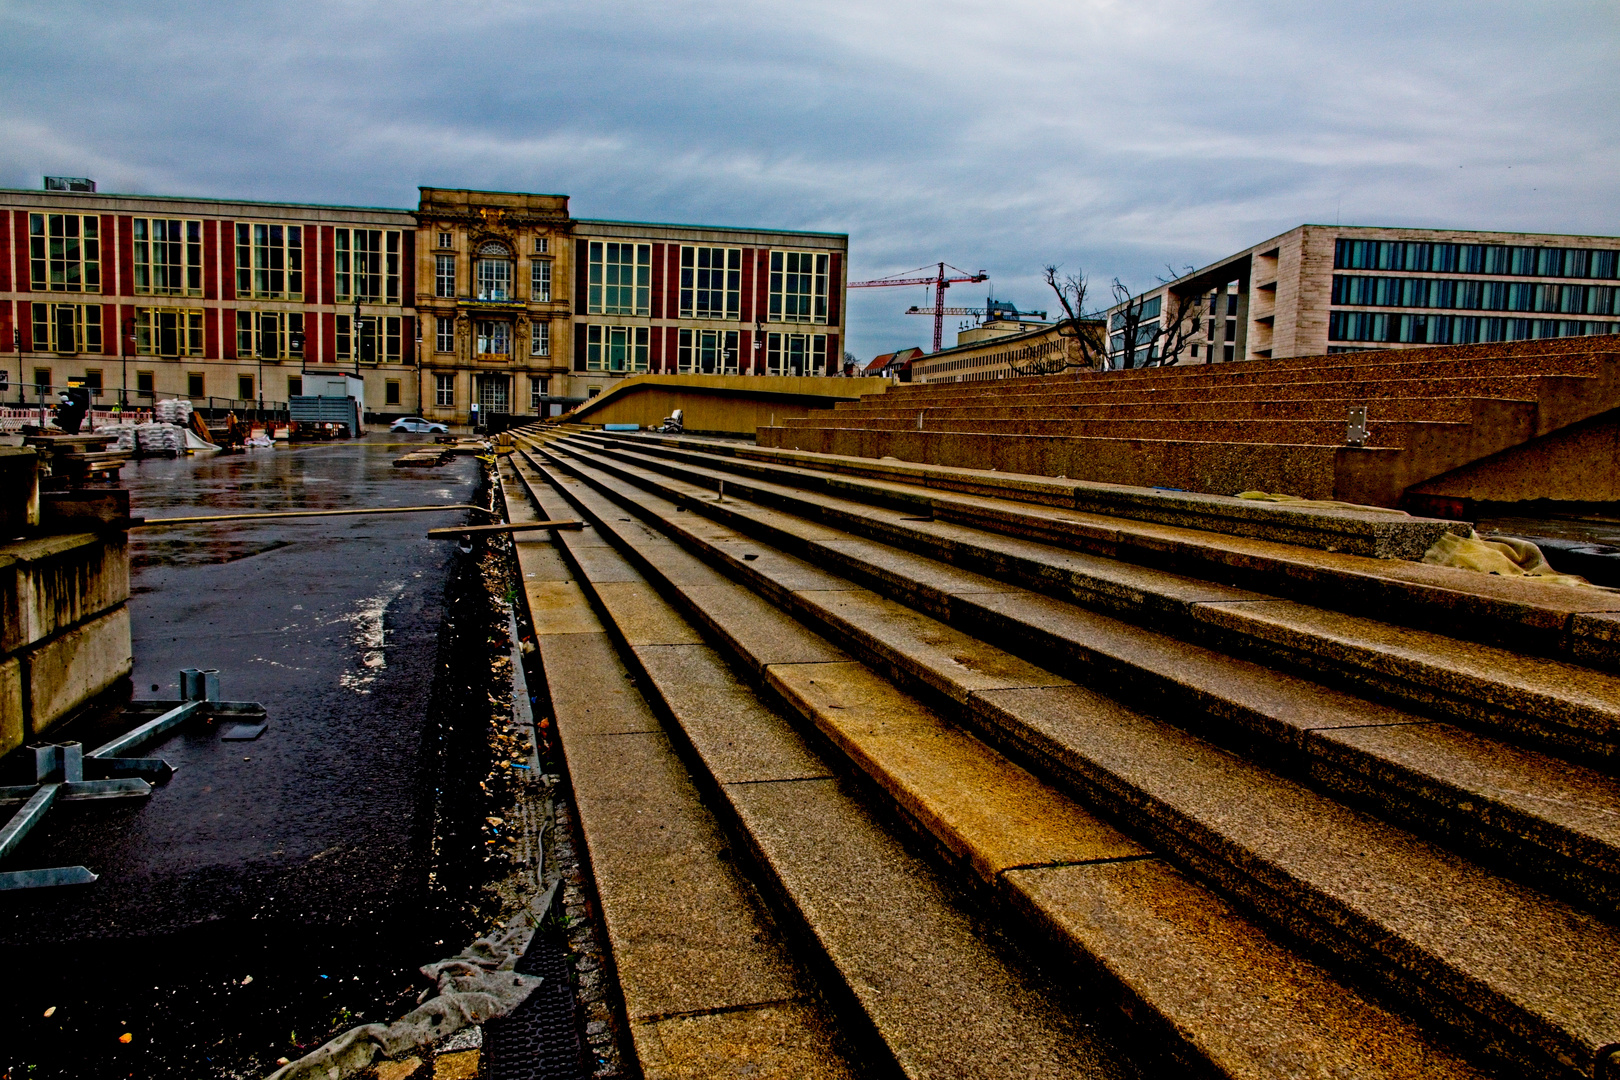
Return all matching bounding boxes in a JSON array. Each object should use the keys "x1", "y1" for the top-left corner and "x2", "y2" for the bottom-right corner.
[{"x1": 3, "y1": 0, "x2": 1616, "y2": 356}]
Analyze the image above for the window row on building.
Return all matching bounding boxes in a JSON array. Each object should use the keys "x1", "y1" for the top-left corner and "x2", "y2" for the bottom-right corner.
[
  {"x1": 576, "y1": 242, "x2": 833, "y2": 323},
  {"x1": 21, "y1": 212, "x2": 405, "y2": 302},
  {"x1": 1333, "y1": 238, "x2": 1620, "y2": 280},
  {"x1": 1330, "y1": 274, "x2": 1620, "y2": 316},
  {"x1": 19, "y1": 301, "x2": 406, "y2": 362},
  {"x1": 430, "y1": 315, "x2": 552, "y2": 357},
  {"x1": 575, "y1": 323, "x2": 835, "y2": 376},
  {"x1": 1327, "y1": 310, "x2": 1620, "y2": 346}
]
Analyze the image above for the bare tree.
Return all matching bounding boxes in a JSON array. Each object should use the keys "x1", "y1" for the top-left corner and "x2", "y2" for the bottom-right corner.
[
  {"x1": 1006, "y1": 265, "x2": 1107, "y2": 376},
  {"x1": 1108, "y1": 265, "x2": 1202, "y2": 369}
]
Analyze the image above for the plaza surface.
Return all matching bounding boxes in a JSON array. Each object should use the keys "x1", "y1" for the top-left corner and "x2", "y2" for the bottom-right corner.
[{"x1": 0, "y1": 437, "x2": 479, "y2": 1078}]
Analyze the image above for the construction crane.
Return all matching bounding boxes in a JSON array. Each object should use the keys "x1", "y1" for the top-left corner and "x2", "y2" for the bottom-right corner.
[{"x1": 849, "y1": 262, "x2": 988, "y2": 352}]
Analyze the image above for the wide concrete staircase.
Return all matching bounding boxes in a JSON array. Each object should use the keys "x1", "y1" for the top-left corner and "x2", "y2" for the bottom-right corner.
[
  {"x1": 758, "y1": 338, "x2": 1620, "y2": 507},
  {"x1": 500, "y1": 422, "x2": 1620, "y2": 1080}
]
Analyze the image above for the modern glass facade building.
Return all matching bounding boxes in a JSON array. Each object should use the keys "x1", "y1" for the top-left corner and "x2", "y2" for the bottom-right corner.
[{"x1": 1104, "y1": 225, "x2": 1620, "y2": 367}]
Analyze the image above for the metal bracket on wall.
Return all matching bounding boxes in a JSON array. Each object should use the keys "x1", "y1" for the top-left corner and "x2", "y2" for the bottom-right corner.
[
  {"x1": 1346, "y1": 406, "x2": 1369, "y2": 448},
  {"x1": 0, "y1": 668, "x2": 268, "y2": 890}
]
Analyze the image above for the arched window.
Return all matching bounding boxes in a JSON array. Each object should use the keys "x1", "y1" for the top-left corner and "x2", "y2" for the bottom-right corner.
[{"x1": 475, "y1": 241, "x2": 512, "y2": 301}]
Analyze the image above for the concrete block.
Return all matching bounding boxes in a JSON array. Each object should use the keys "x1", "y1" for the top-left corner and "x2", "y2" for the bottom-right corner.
[
  {"x1": 0, "y1": 656, "x2": 22, "y2": 759},
  {"x1": 0, "y1": 531, "x2": 130, "y2": 654},
  {"x1": 25, "y1": 604, "x2": 132, "y2": 735}
]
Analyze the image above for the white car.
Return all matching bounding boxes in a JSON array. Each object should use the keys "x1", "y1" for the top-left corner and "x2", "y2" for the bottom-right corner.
[{"x1": 390, "y1": 417, "x2": 448, "y2": 434}]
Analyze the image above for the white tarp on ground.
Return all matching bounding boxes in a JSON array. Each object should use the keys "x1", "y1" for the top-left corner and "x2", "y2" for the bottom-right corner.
[{"x1": 264, "y1": 918, "x2": 541, "y2": 1080}]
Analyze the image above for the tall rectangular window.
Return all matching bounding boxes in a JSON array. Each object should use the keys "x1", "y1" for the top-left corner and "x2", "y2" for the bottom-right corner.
[
  {"x1": 530, "y1": 320, "x2": 550, "y2": 356},
  {"x1": 235, "y1": 311, "x2": 304, "y2": 360},
  {"x1": 476, "y1": 320, "x2": 512, "y2": 357},
  {"x1": 531, "y1": 259, "x2": 552, "y2": 301},
  {"x1": 31, "y1": 303, "x2": 103, "y2": 354},
  {"x1": 385, "y1": 379, "x2": 401, "y2": 405},
  {"x1": 29, "y1": 213, "x2": 100, "y2": 292},
  {"x1": 436, "y1": 315, "x2": 455, "y2": 352},
  {"x1": 530, "y1": 375, "x2": 549, "y2": 411},
  {"x1": 235, "y1": 223, "x2": 304, "y2": 299},
  {"x1": 588, "y1": 242, "x2": 650, "y2": 315},
  {"x1": 435, "y1": 373, "x2": 454, "y2": 407},
  {"x1": 187, "y1": 372, "x2": 205, "y2": 398},
  {"x1": 136, "y1": 370, "x2": 155, "y2": 399},
  {"x1": 335, "y1": 228, "x2": 400, "y2": 302},
  {"x1": 764, "y1": 332, "x2": 826, "y2": 375},
  {"x1": 679, "y1": 247, "x2": 742, "y2": 319},
  {"x1": 676, "y1": 328, "x2": 738, "y2": 373},
  {"x1": 238, "y1": 374, "x2": 255, "y2": 401},
  {"x1": 134, "y1": 219, "x2": 202, "y2": 295},
  {"x1": 336, "y1": 314, "x2": 402, "y2": 363},
  {"x1": 768, "y1": 251, "x2": 828, "y2": 323},
  {"x1": 435, "y1": 254, "x2": 456, "y2": 298},
  {"x1": 585, "y1": 325, "x2": 649, "y2": 372},
  {"x1": 475, "y1": 256, "x2": 512, "y2": 301},
  {"x1": 137, "y1": 308, "x2": 204, "y2": 357}
]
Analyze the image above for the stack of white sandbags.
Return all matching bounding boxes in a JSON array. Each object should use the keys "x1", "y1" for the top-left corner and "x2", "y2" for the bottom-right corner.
[
  {"x1": 154, "y1": 398, "x2": 194, "y2": 425},
  {"x1": 135, "y1": 423, "x2": 184, "y2": 455},
  {"x1": 110, "y1": 426, "x2": 137, "y2": 453}
]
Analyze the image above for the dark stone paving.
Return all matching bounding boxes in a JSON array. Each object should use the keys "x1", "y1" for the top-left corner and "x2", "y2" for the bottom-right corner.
[{"x1": 0, "y1": 436, "x2": 479, "y2": 1078}]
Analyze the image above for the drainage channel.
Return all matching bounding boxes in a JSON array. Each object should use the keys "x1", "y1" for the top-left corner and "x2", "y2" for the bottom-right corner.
[{"x1": 480, "y1": 517, "x2": 628, "y2": 1080}]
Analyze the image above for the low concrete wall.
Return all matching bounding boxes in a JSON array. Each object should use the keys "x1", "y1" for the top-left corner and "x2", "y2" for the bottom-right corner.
[
  {"x1": 0, "y1": 454, "x2": 134, "y2": 756},
  {"x1": 566, "y1": 374, "x2": 891, "y2": 436},
  {"x1": 1410, "y1": 411, "x2": 1620, "y2": 504}
]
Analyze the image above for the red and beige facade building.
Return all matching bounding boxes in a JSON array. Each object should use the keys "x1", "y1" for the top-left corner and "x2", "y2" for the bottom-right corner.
[{"x1": 0, "y1": 184, "x2": 848, "y2": 426}]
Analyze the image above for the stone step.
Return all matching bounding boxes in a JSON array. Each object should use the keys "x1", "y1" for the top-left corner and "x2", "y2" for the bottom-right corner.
[
  {"x1": 495, "y1": 457, "x2": 862, "y2": 1080},
  {"x1": 502, "y1": 447, "x2": 1152, "y2": 1080},
  {"x1": 505, "y1": 437, "x2": 1496, "y2": 1080},
  {"x1": 865, "y1": 372, "x2": 1600, "y2": 411},
  {"x1": 551, "y1": 434, "x2": 1620, "y2": 910},
  {"x1": 875, "y1": 350, "x2": 1612, "y2": 400},
  {"x1": 522, "y1": 433, "x2": 1620, "y2": 1080},
  {"x1": 579, "y1": 429, "x2": 1620, "y2": 677},
  {"x1": 595, "y1": 429, "x2": 1467, "y2": 554},
  {"x1": 781, "y1": 415, "x2": 1473, "y2": 447},
  {"x1": 832, "y1": 395, "x2": 1487, "y2": 423}
]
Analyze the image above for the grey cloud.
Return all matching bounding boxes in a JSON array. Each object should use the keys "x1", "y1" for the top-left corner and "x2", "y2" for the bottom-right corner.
[{"x1": 2, "y1": 0, "x2": 1615, "y2": 354}]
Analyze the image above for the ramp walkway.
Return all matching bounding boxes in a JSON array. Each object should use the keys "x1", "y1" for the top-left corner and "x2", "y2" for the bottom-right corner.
[
  {"x1": 759, "y1": 338, "x2": 1620, "y2": 507},
  {"x1": 500, "y1": 422, "x2": 1620, "y2": 1080}
]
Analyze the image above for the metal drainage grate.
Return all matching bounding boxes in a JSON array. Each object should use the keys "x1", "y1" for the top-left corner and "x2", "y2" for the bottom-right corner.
[{"x1": 482, "y1": 927, "x2": 588, "y2": 1080}]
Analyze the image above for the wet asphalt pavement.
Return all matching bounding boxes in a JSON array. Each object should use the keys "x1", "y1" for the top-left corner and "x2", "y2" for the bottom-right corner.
[{"x1": 0, "y1": 436, "x2": 482, "y2": 1077}]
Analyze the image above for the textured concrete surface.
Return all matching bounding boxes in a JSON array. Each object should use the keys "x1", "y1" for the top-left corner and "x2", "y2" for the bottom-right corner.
[
  {"x1": 595, "y1": 430, "x2": 1464, "y2": 554},
  {"x1": 514, "y1": 457, "x2": 1140, "y2": 1079},
  {"x1": 560, "y1": 726, "x2": 802, "y2": 1019},
  {"x1": 25, "y1": 603, "x2": 132, "y2": 732},
  {"x1": 596, "y1": 430, "x2": 1620, "y2": 668},
  {"x1": 0, "y1": 531, "x2": 130, "y2": 652},
  {"x1": 969, "y1": 683, "x2": 1620, "y2": 1077},
  {"x1": 632, "y1": 644, "x2": 831, "y2": 785},
  {"x1": 525, "y1": 427, "x2": 1620, "y2": 1078},
  {"x1": 754, "y1": 345, "x2": 1619, "y2": 509},
  {"x1": 540, "y1": 633, "x2": 660, "y2": 738},
  {"x1": 592, "y1": 581, "x2": 707, "y2": 646},
  {"x1": 632, "y1": 1003, "x2": 857, "y2": 1080},
  {"x1": 1006, "y1": 859, "x2": 1488, "y2": 1080},
  {"x1": 768, "y1": 660, "x2": 1144, "y2": 878},
  {"x1": 1192, "y1": 598, "x2": 1620, "y2": 755},
  {"x1": 0, "y1": 655, "x2": 21, "y2": 757},
  {"x1": 729, "y1": 776, "x2": 1142, "y2": 1080}
]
